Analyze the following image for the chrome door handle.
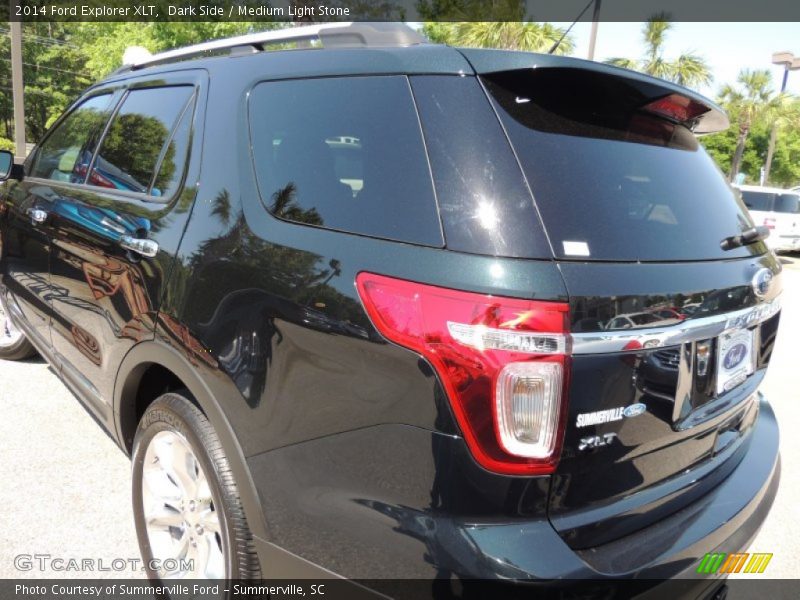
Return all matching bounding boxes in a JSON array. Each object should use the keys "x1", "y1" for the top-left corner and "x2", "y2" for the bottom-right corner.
[
  {"x1": 27, "y1": 208, "x2": 48, "y2": 224},
  {"x1": 120, "y1": 235, "x2": 159, "y2": 258}
]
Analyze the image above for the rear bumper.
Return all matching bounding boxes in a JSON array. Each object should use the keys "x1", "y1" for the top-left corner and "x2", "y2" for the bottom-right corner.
[
  {"x1": 460, "y1": 397, "x2": 780, "y2": 581},
  {"x1": 251, "y1": 397, "x2": 779, "y2": 590}
]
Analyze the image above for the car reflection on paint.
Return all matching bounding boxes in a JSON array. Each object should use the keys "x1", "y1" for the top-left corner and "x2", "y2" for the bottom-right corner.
[{"x1": 605, "y1": 311, "x2": 681, "y2": 330}]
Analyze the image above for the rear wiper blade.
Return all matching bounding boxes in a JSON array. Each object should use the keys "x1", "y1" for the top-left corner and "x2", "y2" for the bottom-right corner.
[{"x1": 720, "y1": 226, "x2": 770, "y2": 251}]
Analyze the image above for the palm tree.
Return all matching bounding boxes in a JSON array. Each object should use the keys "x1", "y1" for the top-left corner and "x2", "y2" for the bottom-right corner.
[
  {"x1": 423, "y1": 21, "x2": 573, "y2": 54},
  {"x1": 718, "y1": 69, "x2": 786, "y2": 181},
  {"x1": 764, "y1": 97, "x2": 800, "y2": 183},
  {"x1": 606, "y1": 14, "x2": 711, "y2": 89}
]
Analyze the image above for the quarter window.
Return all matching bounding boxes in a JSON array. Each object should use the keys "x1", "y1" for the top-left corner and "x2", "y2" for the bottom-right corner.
[
  {"x1": 91, "y1": 86, "x2": 195, "y2": 197},
  {"x1": 30, "y1": 94, "x2": 112, "y2": 183},
  {"x1": 249, "y1": 76, "x2": 442, "y2": 246}
]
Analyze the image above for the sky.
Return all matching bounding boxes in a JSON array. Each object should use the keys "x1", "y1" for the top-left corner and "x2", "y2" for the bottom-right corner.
[{"x1": 552, "y1": 21, "x2": 800, "y2": 99}]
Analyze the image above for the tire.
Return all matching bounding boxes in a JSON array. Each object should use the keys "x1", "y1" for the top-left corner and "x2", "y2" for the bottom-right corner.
[
  {"x1": 132, "y1": 392, "x2": 261, "y2": 580},
  {"x1": 0, "y1": 295, "x2": 36, "y2": 361}
]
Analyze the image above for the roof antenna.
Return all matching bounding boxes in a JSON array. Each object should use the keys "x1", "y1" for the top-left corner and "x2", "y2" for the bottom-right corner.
[{"x1": 548, "y1": 0, "x2": 596, "y2": 54}]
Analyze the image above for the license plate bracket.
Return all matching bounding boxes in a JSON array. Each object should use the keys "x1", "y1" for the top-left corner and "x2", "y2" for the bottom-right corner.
[{"x1": 716, "y1": 327, "x2": 755, "y2": 395}]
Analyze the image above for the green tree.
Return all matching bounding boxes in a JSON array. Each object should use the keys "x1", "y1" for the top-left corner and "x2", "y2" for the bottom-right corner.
[
  {"x1": 423, "y1": 21, "x2": 573, "y2": 54},
  {"x1": 701, "y1": 116, "x2": 800, "y2": 187},
  {"x1": 71, "y1": 22, "x2": 283, "y2": 81},
  {"x1": 718, "y1": 69, "x2": 786, "y2": 181},
  {"x1": 0, "y1": 23, "x2": 92, "y2": 142},
  {"x1": 606, "y1": 14, "x2": 711, "y2": 89},
  {"x1": 420, "y1": 0, "x2": 572, "y2": 54}
]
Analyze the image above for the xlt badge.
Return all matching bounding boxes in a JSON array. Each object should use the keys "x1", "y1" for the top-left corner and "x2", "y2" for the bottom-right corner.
[{"x1": 579, "y1": 433, "x2": 617, "y2": 451}]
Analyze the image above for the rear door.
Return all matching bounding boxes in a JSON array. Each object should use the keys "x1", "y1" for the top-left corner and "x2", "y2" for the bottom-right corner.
[
  {"x1": 469, "y1": 61, "x2": 783, "y2": 548},
  {"x1": 2, "y1": 93, "x2": 117, "y2": 354},
  {"x1": 27, "y1": 72, "x2": 205, "y2": 412}
]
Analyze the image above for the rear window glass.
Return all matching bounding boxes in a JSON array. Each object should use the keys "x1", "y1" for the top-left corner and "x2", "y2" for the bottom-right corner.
[
  {"x1": 482, "y1": 68, "x2": 759, "y2": 261},
  {"x1": 249, "y1": 76, "x2": 442, "y2": 246}
]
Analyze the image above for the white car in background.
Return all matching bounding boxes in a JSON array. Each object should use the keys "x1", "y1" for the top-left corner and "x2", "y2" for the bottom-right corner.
[{"x1": 735, "y1": 185, "x2": 800, "y2": 253}]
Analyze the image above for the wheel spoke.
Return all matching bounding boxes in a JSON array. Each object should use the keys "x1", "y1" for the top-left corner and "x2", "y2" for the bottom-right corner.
[
  {"x1": 147, "y1": 505, "x2": 184, "y2": 531},
  {"x1": 141, "y1": 429, "x2": 227, "y2": 580}
]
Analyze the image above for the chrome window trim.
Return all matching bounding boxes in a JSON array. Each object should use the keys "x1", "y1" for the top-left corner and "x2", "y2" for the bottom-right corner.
[{"x1": 570, "y1": 296, "x2": 781, "y2": 355}]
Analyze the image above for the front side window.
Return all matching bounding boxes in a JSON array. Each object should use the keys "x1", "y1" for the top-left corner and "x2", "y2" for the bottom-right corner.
[
  {"x1": 249, "y1": 76, "x2": 442, "y2": 246},
  {"x1": 91, "y1": 86, "x2": 195, "y2": 197},
  {"x1": 30, "y1": 94, "x2": 112, "y2": 183}
]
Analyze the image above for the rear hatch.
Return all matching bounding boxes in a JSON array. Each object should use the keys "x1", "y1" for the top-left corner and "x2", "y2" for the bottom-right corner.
[{"x1": 461, "y1": 52, "x2": 783, "y2": 549}]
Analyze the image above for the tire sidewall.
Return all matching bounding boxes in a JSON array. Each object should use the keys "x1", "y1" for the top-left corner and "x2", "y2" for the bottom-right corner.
[{"x1": 132, "y1": 394, "x2": 234, "y2": 581}]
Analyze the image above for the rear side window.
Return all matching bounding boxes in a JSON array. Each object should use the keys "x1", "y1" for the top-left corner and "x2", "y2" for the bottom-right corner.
[
  {"x1": 411, "y1": 76, "x2": 551, "y2": 258},
  {"x1": 775, "y1": 193, "x2": 800, "y2": 213},
  {"x1": 741, "y1": 190, "x2": 800, "y2": 213},
  {"x1": 249, "y1": 76, "x2": 442, "y2": 246},
  {"x1": 91, "y1": 86, "x2": 195, "y2": 197},
  {"x1": 741, "y1": 191, "x2": 774, "y2": 211},
  {"x1": 30, "y1": 94, "x2": 112, "y2": 183},
  {"x1": 483, "y1": 68, "x2": 759, "y2": 261}
]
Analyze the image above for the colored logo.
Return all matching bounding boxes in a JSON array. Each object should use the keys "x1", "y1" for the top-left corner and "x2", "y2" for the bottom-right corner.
[
  {"x1": 723, "y1": 343, "x2": 747, "y2": 370},
  {"x1": 622, "y1": 403, "x2": 647, "y2": 418},
  {"x1": 751, "y1": 268, "x2": 773, "y2": 298},
  {"x1": 697, "y1": 552, "x2": 772, "y2": 574}
]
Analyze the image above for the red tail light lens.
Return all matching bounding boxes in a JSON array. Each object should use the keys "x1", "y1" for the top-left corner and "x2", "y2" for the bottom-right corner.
[
  {"x1": 642, "y1": 93, "x2": 709, "y2": 123},
  {"x1": 763, "y1": 217, "x2": 776, "y2": 230},
  {"x1": 356, "y1": 273, "x2": 570, "y2": 475}
]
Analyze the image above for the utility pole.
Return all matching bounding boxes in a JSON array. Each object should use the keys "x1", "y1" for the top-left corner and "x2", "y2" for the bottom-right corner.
[
  {"x1": 10, "y1": 4, "x2": 25, "y2": 161},
  {"x1": 764, "y1": 52, "x2": 799, "y2": 184},
  {"x1": 587, "y1": 0, "x2": 602, "y2": 61}
]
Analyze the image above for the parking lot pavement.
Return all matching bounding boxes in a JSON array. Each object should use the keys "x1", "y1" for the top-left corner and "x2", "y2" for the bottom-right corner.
[
  {"x1": 0, "y1": 259, "x2": 798, "y2": 580},
  {"x1": 0, "y1": 361, "x2": 141, "y2": 578}
]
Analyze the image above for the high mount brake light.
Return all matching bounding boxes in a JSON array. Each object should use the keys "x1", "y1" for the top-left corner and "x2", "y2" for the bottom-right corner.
[
  {"x1": 356, "y1": 273, "x2": 570, "y2": 475},
  {"x1": 642, "y1": 93, "x2": 709, "y2": 124}
]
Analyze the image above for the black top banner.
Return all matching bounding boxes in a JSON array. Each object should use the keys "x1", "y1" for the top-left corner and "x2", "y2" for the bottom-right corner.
[{"x1": 2, "y1": 0, "x2": 800, "y2": 23}]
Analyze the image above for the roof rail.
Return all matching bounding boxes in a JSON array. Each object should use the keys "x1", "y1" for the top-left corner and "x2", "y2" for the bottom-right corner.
[{"x1": 127, "y1": 22, "x2": 427, "y2": 70}]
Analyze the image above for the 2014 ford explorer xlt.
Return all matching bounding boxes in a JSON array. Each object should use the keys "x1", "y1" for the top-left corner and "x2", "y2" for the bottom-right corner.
[{"x1": 0, "y1": 22, "x2": 781, "y2": 598}]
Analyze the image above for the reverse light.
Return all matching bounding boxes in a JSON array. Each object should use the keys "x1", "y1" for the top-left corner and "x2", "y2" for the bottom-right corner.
[
  {"x1": 642, "y1": 93, "x2": 709, "y2": 124},
  {"x1": 356, "y1": 272, "x2": 570, "y2": 475}
]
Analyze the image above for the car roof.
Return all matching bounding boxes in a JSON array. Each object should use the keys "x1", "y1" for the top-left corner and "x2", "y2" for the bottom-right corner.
[{"x1": 736, "y1": 184, "x2": 796, "y2": 193}]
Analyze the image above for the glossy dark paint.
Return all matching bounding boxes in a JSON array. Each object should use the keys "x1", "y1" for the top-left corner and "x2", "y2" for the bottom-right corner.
[{"x1": 0, "y1": 44, "x2": 782, "y2": 585}]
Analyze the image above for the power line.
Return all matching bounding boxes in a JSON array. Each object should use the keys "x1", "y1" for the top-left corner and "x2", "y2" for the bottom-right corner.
[
  {"x1": 0, "y1": 85, "x2": 55, "y2": 97},
  {"x1": 0, "y1": 28, "x2": 79, "y2": 48},
  {"x1": 0, "y1": 57, "x2": 90, "y2": 78}
]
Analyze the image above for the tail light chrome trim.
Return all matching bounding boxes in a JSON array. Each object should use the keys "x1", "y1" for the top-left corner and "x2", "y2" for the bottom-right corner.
[
  {"x1": 447, "y1": 322, "x2": 567, "y2": 354},
  {"x1": 571, "y1": 297, "x2": 781, "y2": 355}
]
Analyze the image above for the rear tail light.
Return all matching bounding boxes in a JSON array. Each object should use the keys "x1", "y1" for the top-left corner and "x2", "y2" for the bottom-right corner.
[
  {"x1": 356, "y1": 272, "x2": 570, "y2": 475},
  {"x1": 763, "y1": 217, "x2": 776, "y2": 230},
  {"x1": 641, "y1": 93, "x2": 709, "y2": 123}
]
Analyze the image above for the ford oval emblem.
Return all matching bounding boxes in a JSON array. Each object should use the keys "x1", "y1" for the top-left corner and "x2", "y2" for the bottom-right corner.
[
  {"x1": 751, "y1": 268, "x2": 773, "y2": 298},
  {"x1": 723, "y1": 343, "x2": 747, "y2": 369},
  {"x1": 623, "y1": 403, "x2": 647, "y2": 419}
]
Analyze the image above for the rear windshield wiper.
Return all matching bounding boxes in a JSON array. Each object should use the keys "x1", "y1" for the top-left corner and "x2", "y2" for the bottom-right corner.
[{"x1": 720, "y1": 226, "x2": 770, "y2": 251}]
